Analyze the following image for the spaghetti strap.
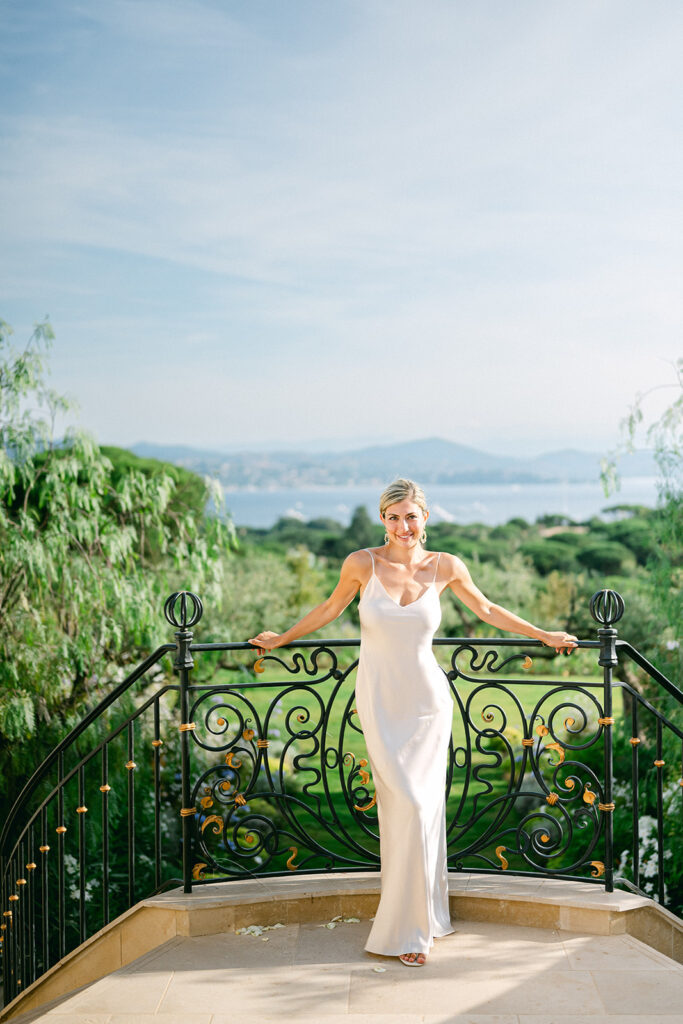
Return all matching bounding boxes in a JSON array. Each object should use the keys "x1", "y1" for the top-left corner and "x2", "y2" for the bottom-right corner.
[
  {"x1": 432, "y1": 552, "x2": 441, "y2": 583},
  {"x1": 365, "y1": 548, "x2": 376, "y2": 574}
]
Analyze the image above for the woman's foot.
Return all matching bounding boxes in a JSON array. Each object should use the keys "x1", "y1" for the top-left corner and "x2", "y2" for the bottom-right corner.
[{"x1": 399, "y1": 952, "x2": 426, "y2": 967}]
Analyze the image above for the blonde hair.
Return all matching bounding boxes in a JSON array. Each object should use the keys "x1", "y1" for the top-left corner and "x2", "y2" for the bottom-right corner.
[{"x1": 379, "y1": 478, "x2": 429, "y2": 518}]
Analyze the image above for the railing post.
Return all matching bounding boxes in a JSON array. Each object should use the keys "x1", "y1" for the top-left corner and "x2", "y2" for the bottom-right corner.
[
  {"x1": 164, "y1": 592, "x2": 204, "y2": 896},
  {"x1": 590, "y1": 589, "x2": 625, "y2": 895},
  {"x1": 1, "y1": 853, "x2": 8, "y2": 1000}
]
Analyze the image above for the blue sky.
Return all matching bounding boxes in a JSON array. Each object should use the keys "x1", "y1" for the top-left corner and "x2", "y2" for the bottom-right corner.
[{"x1": 1, "y1": 0, "x2": 681, "y2": 456}]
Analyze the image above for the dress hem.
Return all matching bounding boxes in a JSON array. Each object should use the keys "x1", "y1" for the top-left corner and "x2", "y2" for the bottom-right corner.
[{"x1": 364, "y1": 923, "x2": 455, "y2": 956}]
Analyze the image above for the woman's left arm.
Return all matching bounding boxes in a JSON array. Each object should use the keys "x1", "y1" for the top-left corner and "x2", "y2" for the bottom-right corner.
[{"x1": 444, "y1": 554, "x2": 578, "y2": 654}]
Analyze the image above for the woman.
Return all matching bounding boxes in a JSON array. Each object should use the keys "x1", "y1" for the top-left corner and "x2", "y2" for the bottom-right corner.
[{"x1": 249, "y1": 478, "x2": 577, "y2": 967}]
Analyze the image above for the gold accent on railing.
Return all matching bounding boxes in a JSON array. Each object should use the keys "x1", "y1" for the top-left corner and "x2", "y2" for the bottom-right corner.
[
  {"x1": 100, "y1": 784, "x2": 111, "y2": 792},
  {"x1": 582, "y1": 786, "x2": 597, "y2": 805},
  {"x1": 354, "y1": 795, "x2": 377, "y2": 813},
  {"x1": 76, "y1": 805, "x2": 88, "y2": 814},
  {"x1": 359, "y1": 758, "x2": 368, "y2": 767},
  {"x1": 545, "y1": 742, "x2": 565, "y2": 764},
  {"x1": 286, "y1": 847, "x2": 299, "y2": 871},
  {"x1": 243, "y1": 728, "x2": 255, "y2": 741},
  {"x1": 125, "y1": 760, "x2": 137, "y2": 770},
  {"x1": 180, "y1": 806, "x2": 196, "y2": 817},
  {"x1": 216, "y1": 718, "x2": 226, "y2": 726},
  {"x1": 257, "y1": 739, "x2": 269, "y2": 748},
  {"x1": 536, "y1": 724, "x2": 549, "y2": 736},
  {"x1": 598, "y1": 802, "x2": 615, "y2": 812},
  {"x1": 521, "y1": 738, "x2": 534, "y2": 747},
  {"x1": 654, "y1": 760, "x2": 665, "y2": 767},
  {"x1": 630, "y1": 737, "x2": 641, "y2": 746},
  {"x1": 598, "y1": 717, "x2": 615, "y2": 726},
  {"x1": 546, "y1": 792, "x2": 559, "y2": 806},
  {"x1": 3, "y1": 910, "x2": 13, "y2": 917},
  {"x1": 590, "y1": 861, "x2": 605, "y2": 877},
  {"x1": 192, "y1": 863, "x2": 207, "y2": 880},
  {"x1": 219, "y1": 780, "x2": 232, "y2": 793},
  {"x1": 151, "y1": 739, "x2": 163, "y2": 747},
  {"x1": 225, "y1": 752, "x2": 242, "y2": 768},
  {"x1": 495, "y1": 846, "x2": 508, "y2": 870},
  {"x1": 16, "y1": 879, "x2": 26, "y2": 886},
  {"x1": 199, "y1": 795, "x2": 214, "y2": 809},
  {"x1": 201, "y1": 815, "x2": 224, "y2": 835},
  {"x1": 565, "y1": 778, "x2": 576, "y2": 789},
  {"x1": 56, "y1": 826, "x2": 67, "y2": 834},
  {"x1": 253, "y1": 657, "x2": 265, "y2": 674},
  {"x1": 26, "y1": 863, "x2": 36, "y2": 871},
  {"x1": 9, "y1": 895, "x2": 18, "y2": 902},
  {"x1": 522, "y1": 656, "x2": 533, "y2": 670},
  {"x1": 179, "y1": 722, "x2": 196, "y2": 733},
  {"x1": 39, "y1": 845, "x2": 50, "y2": 853},
  {"x1": 235, "y1": 794, "x2": 247, "y2": 806},
  {"x1": 540, "y1": 834, "x2": 550, "y2": 843},
  {"x1": 564, "y1": 716, "x2": 576, "y2": 730},
  {"x1": 359, "y1": 769, "x2": 370, "y2": 786}
]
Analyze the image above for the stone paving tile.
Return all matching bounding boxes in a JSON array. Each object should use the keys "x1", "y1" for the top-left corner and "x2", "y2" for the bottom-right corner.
[
  {"x1": 423, "y1": 1017, "x2": 519, "y2": 1024},
  {"x1": 348, "y1": 966, "x2": 602, "y2": 1016},
  {"x1": 295, "y1": 920, "x2": 373, "y2": 965},
  {"x1": 592, "y1": 970, "x2": 683, "y2": 1015},
  {"x1": 157, "y1": 964, "x2": 351, "y2": 1016},
  {"x1": 42, "y1": 971, "x2": 174, "y2": 1016},
  {"x1": 519, "y1": 1017, "x2": 683, "y2": 1023},
  {"x1": 121, "y1": 923, "x2": 300, "y2": 973},
  {"x1": 561, "y1": 934, "x2": 677, "y2": 972},
  {"x1": 213, "y1": 1016, "x2": 428, "y2": 1024},
  {"x1": 435, "y1": 923, "x2": 570, "y2": 972},
  {"x1": 109, "y1": 1016, "x2": 213, "y2": 1024},
  {"x1": 12, "y1": 1012, "x2": 112, "y2": 1024},
  {"x1": 36, "y1": 1015, "x2": 113, "y2": 1024}
]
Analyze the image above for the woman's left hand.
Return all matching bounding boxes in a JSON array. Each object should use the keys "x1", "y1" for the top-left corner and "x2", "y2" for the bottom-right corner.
[{"x1": 540, "y1": 630, "x2": 579, "y2": 655}]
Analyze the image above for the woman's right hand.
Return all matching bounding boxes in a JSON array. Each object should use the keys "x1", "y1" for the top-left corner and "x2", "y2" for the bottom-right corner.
[{"x1": 248, "y1": 631, "x2": 283, "y2": 654}]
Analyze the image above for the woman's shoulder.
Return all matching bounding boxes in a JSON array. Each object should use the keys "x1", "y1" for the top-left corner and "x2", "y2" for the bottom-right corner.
[
  {"x1": 346, "y1": 546, "x2": 377, "y2": 561},
  {"x1": 431, "y1": 549, "x2": 468, "y2": 578},
  {"x1": 342, "y1": 548, "x2": 375, "y2": 575}
]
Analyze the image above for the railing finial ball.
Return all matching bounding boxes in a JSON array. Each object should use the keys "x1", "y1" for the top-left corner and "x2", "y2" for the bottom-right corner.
[
  {"x1": 164, "y1": 591, "x2": 203, "y2": 629},
  {"x1": 589, "y1": 589, "x2": 624, "y2": 627}
]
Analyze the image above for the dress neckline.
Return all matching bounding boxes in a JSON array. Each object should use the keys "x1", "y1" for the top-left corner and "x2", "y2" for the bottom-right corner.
[{"x1": 365, "y1": 572, "x2": 436, "y2": 609}]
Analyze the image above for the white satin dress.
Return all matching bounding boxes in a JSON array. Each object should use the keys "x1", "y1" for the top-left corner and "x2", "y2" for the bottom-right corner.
[{"x1": 356, "y1": 550, "x2": 454, "y2": 956}]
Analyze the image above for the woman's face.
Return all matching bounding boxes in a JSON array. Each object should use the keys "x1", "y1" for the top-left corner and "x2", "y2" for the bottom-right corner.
[{"x1": 382, "y1": 499, "x2": 429, "y2": 548}]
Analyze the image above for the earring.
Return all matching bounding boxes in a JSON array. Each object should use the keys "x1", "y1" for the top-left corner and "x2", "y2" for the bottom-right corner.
[
  {"x1": 420, "y1": 529, "x2": 427, "y2": 544},
  {"x1": 384, "y1": 532, "x2": 389, "y2": 544}
]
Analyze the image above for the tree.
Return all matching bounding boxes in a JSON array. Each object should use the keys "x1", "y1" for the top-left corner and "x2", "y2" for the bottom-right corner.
[
  {"x1": 0, "y1": 319, "x2": 234, "y2": 813},
  {"x1": 602, "y1": 358, "x2": 682, "y2": 683},
  {"x1": 344, "y1": 505, "x2": 380, "y2": 550}
]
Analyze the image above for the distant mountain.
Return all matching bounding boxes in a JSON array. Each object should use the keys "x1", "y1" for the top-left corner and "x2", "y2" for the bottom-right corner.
[{"x1": 130, "y1": 438, "x2": 657, "y2": 488}]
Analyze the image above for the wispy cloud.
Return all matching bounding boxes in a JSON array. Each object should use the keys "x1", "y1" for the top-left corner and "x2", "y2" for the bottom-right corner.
[{"x1": 1, "y1": 0, "x2": 681, "y2": 452}]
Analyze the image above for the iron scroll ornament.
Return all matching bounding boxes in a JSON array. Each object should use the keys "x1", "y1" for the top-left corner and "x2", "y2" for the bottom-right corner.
[{"x1": 164, "y1": 591, "x2": 204, "y2": 630}]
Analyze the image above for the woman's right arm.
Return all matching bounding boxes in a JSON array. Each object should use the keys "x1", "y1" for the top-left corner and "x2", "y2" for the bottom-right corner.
[{"x1": 248, "y1": 549, "x2": 369, "y2": 652}]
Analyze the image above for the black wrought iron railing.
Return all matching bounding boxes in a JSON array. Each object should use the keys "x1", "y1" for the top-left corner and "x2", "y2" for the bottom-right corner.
[{"x1": 1, "y1": 588, "x2": 682, "y2": 1006}]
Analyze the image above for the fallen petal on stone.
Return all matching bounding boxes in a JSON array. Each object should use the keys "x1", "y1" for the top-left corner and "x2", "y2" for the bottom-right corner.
[{"x1": 372, "y1": 966, "x2": 387, "y2": 973}]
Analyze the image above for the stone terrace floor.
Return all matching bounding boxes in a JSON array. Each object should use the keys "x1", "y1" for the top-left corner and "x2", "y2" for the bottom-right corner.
[{"x1": 9, "y1": 914, "x2": 683, "y2": 1024}]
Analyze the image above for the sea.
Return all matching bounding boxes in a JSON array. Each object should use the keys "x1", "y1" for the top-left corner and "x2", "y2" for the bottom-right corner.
[{"x1": 223, "y1": 477, "x2": 660, "y2": 529}]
